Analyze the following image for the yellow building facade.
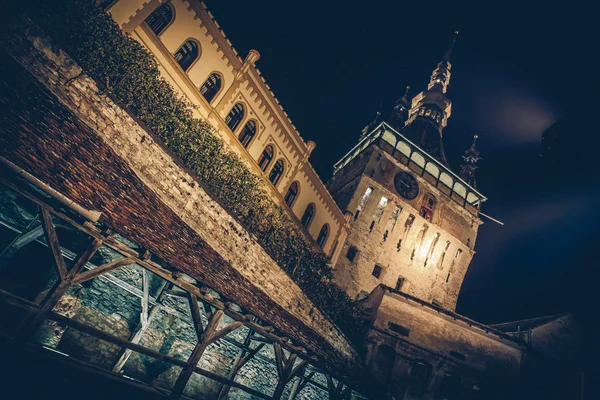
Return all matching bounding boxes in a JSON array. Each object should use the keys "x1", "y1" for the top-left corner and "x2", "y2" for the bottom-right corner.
[{"x1": 107, "y1": 0, "x2": 349, "y2": 263}]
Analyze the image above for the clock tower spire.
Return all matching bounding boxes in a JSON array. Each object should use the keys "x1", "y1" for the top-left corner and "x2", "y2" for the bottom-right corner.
[{"x1": 401, "y1": 31, "x2": 459, "y2": 167}]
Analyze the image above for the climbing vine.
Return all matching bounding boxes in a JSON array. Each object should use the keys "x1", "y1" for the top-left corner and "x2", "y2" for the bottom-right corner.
[{"x1": 21, "y1": 0, "x2": 367, "y2": 342}]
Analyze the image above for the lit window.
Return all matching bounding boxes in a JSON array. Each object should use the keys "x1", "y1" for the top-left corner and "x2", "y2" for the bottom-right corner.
[
  {"x1": 372, "y1": 264, "x2": 382, "y2": 279},
  {"x1": 145, "y1": 3, "x2": 173, "y2": 36},
  {"x1": 316, "y1": 224, "x2": 329, "y2": 249},
  {"x1": 238, "y1": 120, "x2": 256, "y2": 148},
  {"x1": 284, "y1": 182, "x2": 299, "y2": 208},
  {"x1": 419, "y1": 193, "x2": 437, "y2": 221},
  {"x1": 373, "y1": 196, "x2": 388, "y2": 222},
  {"x1": 301, "y1": 203, "x2": 315, "y2": 230},
  {"x1": 269, "y1": 159, "x2": 285, "y2": 185},
  {"x1": 355, "y1": 186, "x2": 374, "y2": 220},
  {"x1": 174, "y1": 40, "x2": 199, "y2": 71},
  {"x1": 225, "y1": 103, "x2": 245, "y2": 132},
  {"x1": 200, "y1": 73, "x2": 222, "y2": 104},
  {"x1": 257, "y1": 145, "x2": 273, "y2": 171},
  {"x1": 346, "y1": 246, "x2": 358, "y2": 262}
]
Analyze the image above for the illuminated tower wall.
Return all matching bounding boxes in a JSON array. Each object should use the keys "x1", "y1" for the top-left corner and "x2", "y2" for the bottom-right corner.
[{"x1": 328, "y1": 33, "x2": 486, "y2": 311}]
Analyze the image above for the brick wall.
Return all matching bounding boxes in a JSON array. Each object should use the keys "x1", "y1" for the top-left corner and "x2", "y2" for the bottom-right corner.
[{"x1": 0, "y1": 19, "x2": 363, "y2": 380}]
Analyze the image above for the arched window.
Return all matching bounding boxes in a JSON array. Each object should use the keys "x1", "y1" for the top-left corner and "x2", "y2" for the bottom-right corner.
[
  {"x1": 316, "y1": 224, "x2": 329, "y2": 249},
  {"x1": 200, "y1": 73, "x2": 222, "y2": 103},
  {"x1": 258, "y1": 145, "x2": 273, "y2": 172},
  {"x1": 300, "y1": 203, "x2": 315, "y2": 230},
  {"x1": 145, "y1": 3, "x2": 173, "y2": 36},
  {"x1": 238, "y1": 120, "x2": 256, "y2": 148},
  {"x1": 225, "y1": 103, "x2": 245, "y2": 132},
  {"x1": 420, "y1": 193, "x2": 437, "y2": 221},
  {"x1": 174, "y1": 40, "x2": 199, "y2": 71},
  {"x1": 284, "y1": 181, "x2": 299, "y2": 208},
  {"x1": 269, "y1": 159, "x2": 285, "y2": 185}
]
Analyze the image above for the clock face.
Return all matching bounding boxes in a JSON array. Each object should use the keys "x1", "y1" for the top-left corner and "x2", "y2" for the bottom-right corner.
[{"x1": 394, "y1": 171, "x2": 419, "y2": 200}]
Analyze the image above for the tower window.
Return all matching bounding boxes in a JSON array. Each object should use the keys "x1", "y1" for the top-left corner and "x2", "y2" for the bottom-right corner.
[
  {"x1": 145, "y1": 3, "x2": 173, "y2": 36},
  {"x1": 373, "y1": 196, "x2": 388, "y2": 222},
  {"x1": 257, "y1": 145, "x2": 274, "y2": 171},
  {"x1": 419, "y1": 193, "x2": 437, "y2": 221},
  {"x1": 225, "y1": 103, "x2": 245, "y2": 132},
  {"x1": 238, "y1": 120, "x2": 256, "y2": 148},
  {"x1": 174, "y1": 40, "x2": 199, "y2": 72},
  {"x1": 395, "y1": 277, "x2": 405, "y2": 291},
  {"x1": 384, "y1": 205, "x2": 402, "y2": 235},
  {"x1": 199, "y1": 73, "x2": 222, "y2": 104},
  {"x1": 300, "y1": 203, "x2": 315, "y2": 230},
  {"x1": 316, "y1": 224, "x2": 329, "y2": 249},
  {"x1": 372, "y1": 264, "x2": 382, "y2": 279},
  {"x1": 355, "y1": 186, "x2": 374, "y2": 220},
  {"x1": 269, "y1": 159, "x2": 285, "y2": 186},
  {"x1": 284, "y1": 181, "x2": 299, "y2": 208},
  {"x1": 346, "y1": 246, "x2": 358, "y2": 262}
]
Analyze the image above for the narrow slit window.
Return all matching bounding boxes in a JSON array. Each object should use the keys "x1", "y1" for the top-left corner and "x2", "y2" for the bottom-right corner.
[
  {"x1": 372, "y1": 196, "x2": 388, "y2": 224},
  {"x1": 355, "y1": 186, "x2": 374, "y2": 220}
]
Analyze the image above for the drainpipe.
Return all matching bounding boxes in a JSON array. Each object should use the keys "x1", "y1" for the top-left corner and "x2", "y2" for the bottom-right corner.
[{"x1": 0, "y1": 156, "x2": 102, "y2": 222}]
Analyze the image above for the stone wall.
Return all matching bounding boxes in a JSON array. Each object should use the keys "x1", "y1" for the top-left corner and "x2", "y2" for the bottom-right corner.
[{"x1": 0, "y1": 17, "x2": 365, "y2": 386}]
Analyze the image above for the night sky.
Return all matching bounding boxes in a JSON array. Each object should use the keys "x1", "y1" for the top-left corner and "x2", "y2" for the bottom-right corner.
[{"x1": 203, "y1": 1, "x2": 599, "y2": 328}]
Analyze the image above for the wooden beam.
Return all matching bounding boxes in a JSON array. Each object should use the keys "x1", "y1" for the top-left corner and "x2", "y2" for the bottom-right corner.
[
  {"x1": 22, "y1": 236, "x2": 104, "y2": 336},
  {"x1": 217, "y1": 322, "x2": 263, "y2": 400},
  {"x1": 112, "y1": 281, "x2": 170, "y2": 373},
  {"x1": 187, "y1": 293, "x2": 204, "y2": 340},
  {"x1": 42, "y1": 310, "x2": 271, "y2": 399},
  {"x1": 73, "y1": 258, "x2": 135, "y2": 284},
  {"x1": 0, "y1": 179, "x2": 337, "y2": 378},
  {"x1": 140, "y1": 269, "x2": 149, "y2": 327},
  {"x1": 288, "y1": 371, "x2": 315, "y2": 400},
  {"x1": 272, "y1": 343, "x2": 307, "y2": 399},
  {"x1": 0, "y1": 287, "x2": 41, "y2": 313},
  {"x1": 39, "y1": 208, "x2": 68, "y2": 280},
  {"x1": 170, "y1": 309, "x2": 224, "y2": 399}
]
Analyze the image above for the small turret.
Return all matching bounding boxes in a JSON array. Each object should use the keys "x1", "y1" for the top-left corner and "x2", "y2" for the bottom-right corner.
[
  {"x1": 459, "y1": 135, "x2": 481, "y2": 188},
  {"x1": 387, "y1": 86, "x2": 411, "y2": 131}
]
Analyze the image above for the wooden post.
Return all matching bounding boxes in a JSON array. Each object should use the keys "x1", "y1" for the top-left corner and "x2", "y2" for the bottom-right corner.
[
  {"x1": 112, "y1": 280, "x2": 170, "y2": 373},
  {"x1": 217, "y1": 322, "x2": 266, "y2": 400},
  {"x1": 170, "y1": 294, "x2": 242, "y2": 399},
  {"x1": 39, "y1": 208, "x2": 68, "y2": 280},
  {"x1": 327, "y1": 374, "x2": 351, "y2": 400},
  {"x1": 288, "y1": 371, "x2": 315, "y2": 400},
  {"x1": 272, "y1": 343, "x2": 307, "y2": 400},
  {"x1": 22, "y1": 234, "x2": 103, "y2": 336}
]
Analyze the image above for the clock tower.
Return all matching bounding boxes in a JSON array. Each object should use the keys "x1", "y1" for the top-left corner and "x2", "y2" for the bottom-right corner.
[{"x1": 327, "y1": 33, "x2": 486, "y2": 311}]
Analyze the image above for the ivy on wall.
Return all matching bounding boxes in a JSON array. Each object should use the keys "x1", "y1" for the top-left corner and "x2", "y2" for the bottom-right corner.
[{"x1": 22, "y1": 0, "x2": 366, "y2": 342}]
